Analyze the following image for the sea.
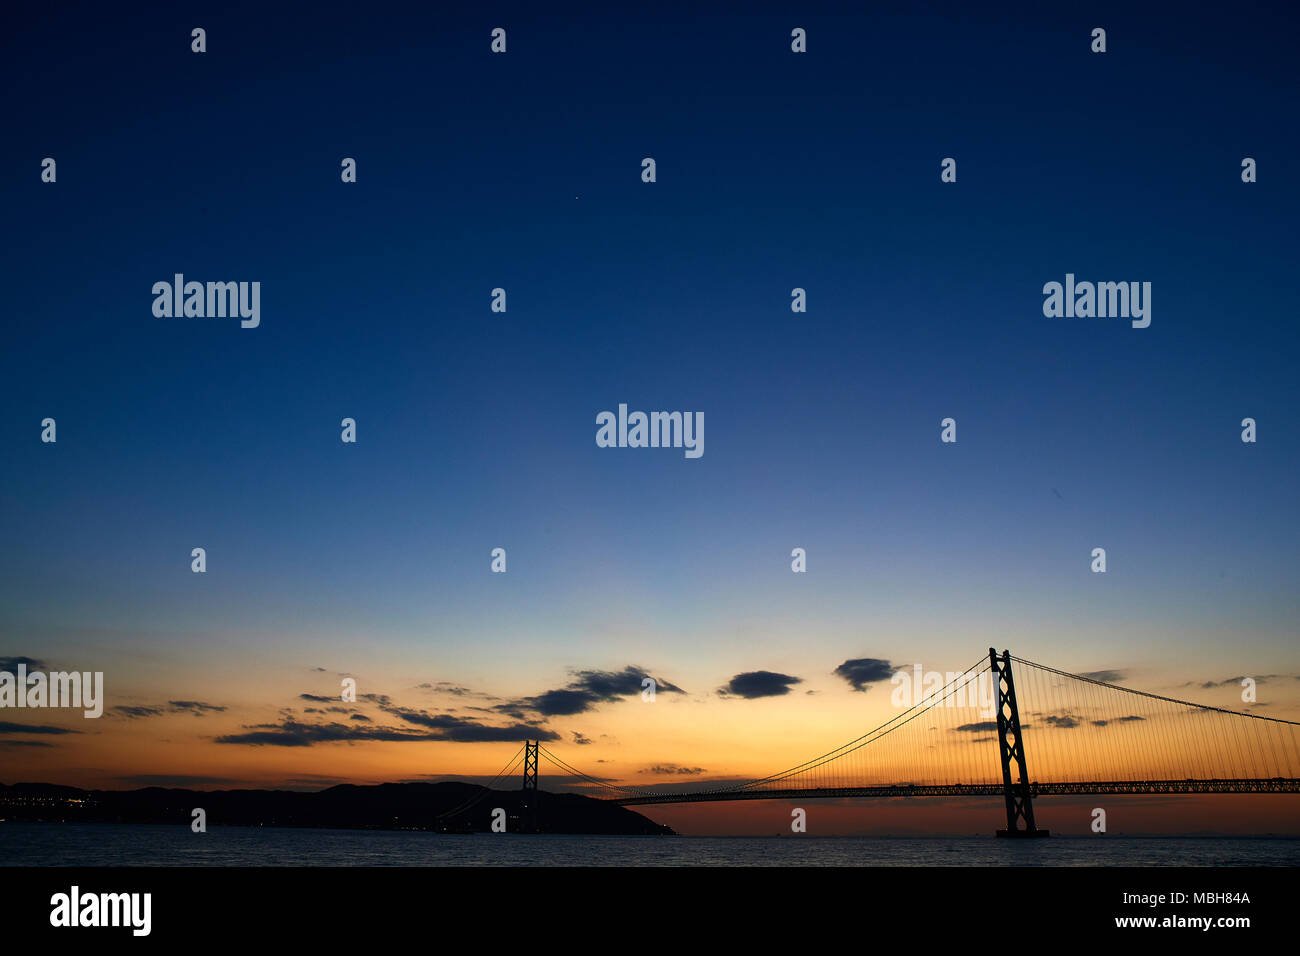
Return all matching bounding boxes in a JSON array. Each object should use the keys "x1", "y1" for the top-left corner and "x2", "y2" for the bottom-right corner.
[{"x1": 1, "y1": 823, "x2": 1297, "y2": 866}]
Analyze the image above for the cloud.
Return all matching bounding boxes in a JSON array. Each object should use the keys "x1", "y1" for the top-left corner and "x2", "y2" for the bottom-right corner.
[
  {"x1": 506, "y1": 666, "x2": 683, "y2": 717},
  {"x1": 168, "y1": 700, "x2": 226, "y2": 715},
  {"x1": 572, "y1": 667, "x2": 683, "y2": 698},
  {"x1": 1091, "y1": 715, "x2": 1145, "y2": 727},
  {"x1": 638, "y1": 764, "x2": 706, "y2": 776},
  {"x1": 516, "y1": 689, "x2": 593, "y2": 717},
  {"x1": 298, "y1": 693, "x2": 335, "y2": 703},
  {"x1": 719, "y1": 671, "x2": 802, "y2": 699},
  {"x1": 349, "y1": 713, "x2": 372, "y2": 722},
  {"x1": 954, "y1": 721, "x2": 999, "y2": 733},
  {"x1": 1043, "y1": 714, "x2": 1081, "y2": 728},
  {"x1": 378, "y1": 704, "x2": 558, "y2": 743},
  {"x1": 113, "y1": 701, "x2": 225, "y2": 719},
  {"x1": 572, "y1": 732, "x2": 593, "y2": 745},
  {"x1": 217, "y1": 710, "x2": 559, "y2": 747},
  {"x1": 418, "y1": 681, "x2": 485, "y2": 698},
  {"x1": 0, "y1": 720, "x2": 81, "y2": 735},
  {"x1": 0, "y1": 739, "x2": 53, "y2": 748},
  {"x1": 0, "y1": 656, "x2": 47, "y2": 673},
  {"x1": 215, "y1": 720, "x2": 427, "y2": 747},
  {"x1": 1079, "y1": 669, "x2": 1126, "y2": 683},
  {"x1": 833, "y1": 658, "x2": 893, "y2": 692},
  {"x1": 113, "y1": 705, "x2": 166, "y2": 719},
  {"x1": 1190, "y1": 674, "x2": 1285, "y2": 689}
]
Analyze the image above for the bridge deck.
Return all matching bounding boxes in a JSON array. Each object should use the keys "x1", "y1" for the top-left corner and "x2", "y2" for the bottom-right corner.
[{"x1": 613, "y1": 779, "x2": 1300, "y2": 805}]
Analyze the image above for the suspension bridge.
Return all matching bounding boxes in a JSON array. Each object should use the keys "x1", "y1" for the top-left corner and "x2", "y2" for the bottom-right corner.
[{"x1": 444, "y1": 649, "x2": 1300, "y2": 836}]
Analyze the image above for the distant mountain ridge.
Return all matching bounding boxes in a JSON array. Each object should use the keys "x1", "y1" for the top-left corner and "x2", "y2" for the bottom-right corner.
[{"x1": 0, "y1": 781, "x2": 673, "y2": 835}]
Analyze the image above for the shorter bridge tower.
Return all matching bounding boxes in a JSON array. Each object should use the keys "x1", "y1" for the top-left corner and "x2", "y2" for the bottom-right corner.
[{"x1": 521, "y1": 739, "x2": 540, "y2": 833}]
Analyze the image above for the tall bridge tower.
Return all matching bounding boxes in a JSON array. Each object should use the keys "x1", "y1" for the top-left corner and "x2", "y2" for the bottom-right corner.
[{"x1": 990, "y1": 648, "x2": 1048, "y2": 837}]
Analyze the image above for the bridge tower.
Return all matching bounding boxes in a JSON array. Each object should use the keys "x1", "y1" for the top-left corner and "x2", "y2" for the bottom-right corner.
[
  {"x1": 521, "y1": 740, "x2": 539, "y2": 833},
  {"x1": 990, "y1": 649, "x2": 1049, "y2": 838}
]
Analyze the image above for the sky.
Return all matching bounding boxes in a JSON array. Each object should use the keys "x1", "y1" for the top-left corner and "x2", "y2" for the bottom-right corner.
[{"x1": 1, "y1": 1, "x2": 1298, "y2": 835}]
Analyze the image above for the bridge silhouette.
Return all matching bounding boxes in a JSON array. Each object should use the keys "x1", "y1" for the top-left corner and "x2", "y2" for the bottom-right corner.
[{"x1": 449, "y1": 649, "x2": 1300, "y2": 835}]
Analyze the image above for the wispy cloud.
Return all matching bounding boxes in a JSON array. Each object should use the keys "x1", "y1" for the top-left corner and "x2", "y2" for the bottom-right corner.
[
  {"x1": 638, "y1": 764, "x2": 706, "y2": 776},
  {"x1": 0, "y1": 720, "x2": 81, "y2": 735},
  {"x1": 1091, "y1": 715, "x2": 1145, "y2": 727},
  {"x1": 216, "y1": 713, "x2": 558, "y2": 747},
  {"x1": 113, "y1": 701, "x2": 226, "y2": 719},
  {"x1": 1079, "y1": 669, "x2": 1127, "y2": 683}
]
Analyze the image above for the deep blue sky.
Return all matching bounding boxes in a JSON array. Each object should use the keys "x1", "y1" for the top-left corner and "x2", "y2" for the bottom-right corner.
[{"x1": 3, "y1": 0, "x2": 1298, "y2": 699}]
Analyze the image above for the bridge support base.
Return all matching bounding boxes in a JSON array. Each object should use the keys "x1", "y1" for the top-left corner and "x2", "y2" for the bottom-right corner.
[{"x1": 996, "y1": 828, "x2": 1050, "y2": 838}]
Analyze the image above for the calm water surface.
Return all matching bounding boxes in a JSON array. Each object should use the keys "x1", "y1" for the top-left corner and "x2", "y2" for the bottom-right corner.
[{"x1": 1, "y1": 824, "x2": 1296, "y2": 866}]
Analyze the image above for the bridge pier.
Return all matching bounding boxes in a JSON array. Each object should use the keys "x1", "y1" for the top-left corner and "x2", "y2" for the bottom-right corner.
[{"x1": 990, "y1": 649, "x2": 1049, "y2": 838}]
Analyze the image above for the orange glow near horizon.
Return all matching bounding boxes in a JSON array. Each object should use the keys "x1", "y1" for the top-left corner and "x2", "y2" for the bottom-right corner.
[{"x1": 4, "y1": 653, "x2": 1299, "y2": 835}]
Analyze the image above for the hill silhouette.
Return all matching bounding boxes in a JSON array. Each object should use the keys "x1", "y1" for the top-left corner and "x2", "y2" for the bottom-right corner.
[{"x1": 0, "y1": 781, "x2": 673, "y2": 834}]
